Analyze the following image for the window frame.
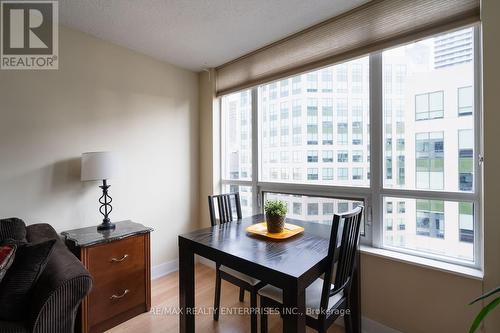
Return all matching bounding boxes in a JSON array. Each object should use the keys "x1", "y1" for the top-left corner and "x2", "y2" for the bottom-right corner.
[{"x1": 219, "y1": 25, "x2": 482, "y2": 270}]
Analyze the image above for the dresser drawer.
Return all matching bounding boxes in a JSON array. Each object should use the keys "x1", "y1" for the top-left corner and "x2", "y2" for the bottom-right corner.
[
  {"x1": 86, "y1": 235, "x2": 145, "y2": 279},
  {"x1": 88, "y1": 268, "x2": 146, "y2": 327}
]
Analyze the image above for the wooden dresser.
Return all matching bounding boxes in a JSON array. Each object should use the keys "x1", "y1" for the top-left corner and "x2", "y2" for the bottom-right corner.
[{"x1": 62, "y1": 221, "x2": 153, "y2": 333}]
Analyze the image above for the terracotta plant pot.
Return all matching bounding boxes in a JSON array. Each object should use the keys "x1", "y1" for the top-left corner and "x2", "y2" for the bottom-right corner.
[{"x1": 266, "y1": 214, "x2": 285, "y2": 233}]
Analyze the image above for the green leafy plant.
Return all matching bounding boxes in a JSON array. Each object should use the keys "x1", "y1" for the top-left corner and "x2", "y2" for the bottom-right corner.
[
  {"x1": 264, "y1": 200, "x2": 288, "y2": 217},
  {"x1": 469, "y1": 286, "x2": 500, "y2": 333}
]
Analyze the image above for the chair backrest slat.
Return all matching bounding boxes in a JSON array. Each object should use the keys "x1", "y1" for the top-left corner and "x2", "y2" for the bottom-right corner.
[
  {"x1": 319, "y1": 206, "x2": 363, "y2": 318},
  {"x1": 208, "y1": 192, "x2": 243, "y2": 226}
]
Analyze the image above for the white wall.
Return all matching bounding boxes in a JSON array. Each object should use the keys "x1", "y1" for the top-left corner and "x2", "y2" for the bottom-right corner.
[{"x1": 0, "y1": 26, "x2": 199, "y2": 266}]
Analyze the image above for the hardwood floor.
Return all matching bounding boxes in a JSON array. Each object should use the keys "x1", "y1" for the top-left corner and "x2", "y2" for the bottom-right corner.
[{"x1": 107, "y1": 263, "x2": 344, "y2": 333}]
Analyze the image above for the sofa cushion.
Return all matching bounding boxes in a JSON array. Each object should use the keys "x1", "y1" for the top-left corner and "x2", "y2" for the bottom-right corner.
[
  {"x1": 0, "y1": 218, "x2": 27, "y2": 243},
  {"x1": 0, "y1": 239, "x2": 56, "y2": 321},
  {"x1": 0, "y1": 244, "x2": 16, "y2": 283},
  {"x1": 0, "y1": 320, "x2": 29, "y2": 333}
]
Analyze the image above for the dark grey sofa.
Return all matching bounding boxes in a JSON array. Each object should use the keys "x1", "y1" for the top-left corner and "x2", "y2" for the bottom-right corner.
[{"x1": 0, "y1": 224, "x2": 92, "y2": 333}]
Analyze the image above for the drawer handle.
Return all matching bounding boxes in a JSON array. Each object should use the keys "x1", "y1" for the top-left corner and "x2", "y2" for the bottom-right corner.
[
  {"x1": 110, "y1": 289, "x2": 129, "y2": 300},
  {"x1": 110, "y1": 254, "x2": 129, "y2": 263}
]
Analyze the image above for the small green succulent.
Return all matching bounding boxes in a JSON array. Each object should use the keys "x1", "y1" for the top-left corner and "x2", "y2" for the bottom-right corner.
[{"x1": 264, "y1": 200, "x2": 288, "y2": 217}]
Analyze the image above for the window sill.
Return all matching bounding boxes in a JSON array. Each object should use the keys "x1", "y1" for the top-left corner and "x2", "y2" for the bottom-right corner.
[{"x1": 359, "y1": 245, "x2": 483, "y2": 280}]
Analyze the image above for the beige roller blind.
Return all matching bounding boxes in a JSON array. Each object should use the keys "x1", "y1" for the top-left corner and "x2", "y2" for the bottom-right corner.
[{"x1": 215, "y1": 0, "x2": 480, "y2": 96}]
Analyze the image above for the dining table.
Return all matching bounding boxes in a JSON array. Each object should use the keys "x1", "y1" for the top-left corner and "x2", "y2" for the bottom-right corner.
[{"x1": 178, "y1": 214, "x2": 361, "y2": 333}]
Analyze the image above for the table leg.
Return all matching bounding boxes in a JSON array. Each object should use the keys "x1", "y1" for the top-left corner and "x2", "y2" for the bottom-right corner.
[
  {"x1": 350, "y1": 251, "x2": 362, "y2": 333},
  {"x1": 179, "y1": 238, "x2": 195, "y2": 333},
  {"x1": 282, "y1": 281, "x2": 306, "y2": 333}
]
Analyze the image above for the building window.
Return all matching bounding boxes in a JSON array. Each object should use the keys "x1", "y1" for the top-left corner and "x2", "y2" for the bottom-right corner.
[
  {"x1": 397, "y1": 155, "x2": 405, "y2": 185},
  {"x1": 416, "y1": 200, "x2": 444, "y2": 239},
  {"x1": 307, "y1": 150, "x2": 318, "y2": 163},
  {"x1": 416, "y1": 132, "x2": 444, "y2": 190},
  {"x1": 352, "y1": 150, "x2": 363, "y2": 163},
  {"x1": 398, "y1": 202, "x2": 406, "y2": 214},
  {"x1": 337, "y1": 151, "x2": 348, "y2": 163},
  {"x1": 386, "y1": 218, "x2": 393, "y2": 231},
  {"x1": 323, "y1": 150, "x2": 334, "y2": 162},
  {"x1": 307, "y1": 72, "x2": 318, "y2": 92},
  {"x1": 337, "y1": 168, "x2": 348, "y2": 181},
  {"x1": 307, "y1": 203, "x2": 319, "y2": 215},
  {"x1": 293, "y1": 168, "x2": 302, "y2": 181},
  {"x1": 292, "y1": 202, "x2": 302, "y2": 215},
  {"x1": 415, "y1": 91, "x2": 444, "y2": 120},
  {"x1": 338, "y1": 202, "x2": 349, "y2": 213},
  {"x1": 459, "y1": 202, "x2": 474, "y2": 243},
  {"x1": 321, "y1": 69, "x2": 333, "y2": 93},
  {"x1": 280, "y1": 79, "x2": 289, "y2": 97},
  {"x1": 458, "y1": 86, "x2": 473, "y2": 116},
  {"x1": 459, "y1": 129, "x2": 473, "y2": 192},
  {"x1": 322, "y1": 168, "x2": 334, "y2": 181},
  {"x1": 352, "y1": 168, "x2": 363, "y2": 180},
  {"x1": 292, "y1": 76, "x2": 301, "y2": 95},
  {"x1": 387, "y1": 202, "x2": 393, "y2": 214},
  {"x1": 323, "y1": 202, "x2": 334, "y2": 215},
  {"x1": 307, "y1": 168, "x2": 318, "y2": 180}
]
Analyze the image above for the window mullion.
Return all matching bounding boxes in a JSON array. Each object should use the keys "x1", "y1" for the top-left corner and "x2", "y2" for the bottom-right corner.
[
  {"x1": 369, "y1": 52, "x2": 383, "y2": 247},
  {"x1": 251, "y1": 87, "x2": 260, "y2": 214}
]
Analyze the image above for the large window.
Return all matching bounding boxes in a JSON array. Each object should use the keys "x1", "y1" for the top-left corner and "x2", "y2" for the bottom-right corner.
[{"x1": 220, "y1": 26, "x2": 480, "y2": 268}]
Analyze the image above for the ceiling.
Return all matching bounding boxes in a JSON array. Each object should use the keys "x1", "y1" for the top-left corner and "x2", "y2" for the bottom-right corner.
[{"x1": 59, "y1": 0, "x2": 369, "y2": 72}]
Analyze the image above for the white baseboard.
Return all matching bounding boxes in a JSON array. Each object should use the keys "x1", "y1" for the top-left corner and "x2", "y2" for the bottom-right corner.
[
  {"x1": 151, "y1": 259, "x2": 179, "y2": 280},
  {"x1": 152, "y1": 259, "x2": 402, "y2": 333}
]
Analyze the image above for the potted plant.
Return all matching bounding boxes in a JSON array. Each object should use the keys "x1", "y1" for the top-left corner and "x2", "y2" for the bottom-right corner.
[
  {"x1": 469, "y1": 286, "x2": 500, "y2": 333},
  {"x1": 264, "y1": 200, "x2": 287, "y2": 233}
]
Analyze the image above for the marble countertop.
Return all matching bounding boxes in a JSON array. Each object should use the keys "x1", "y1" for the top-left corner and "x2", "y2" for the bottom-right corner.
[{"x1": 61, "y1": 220, "x2": 153, "y2": 247}]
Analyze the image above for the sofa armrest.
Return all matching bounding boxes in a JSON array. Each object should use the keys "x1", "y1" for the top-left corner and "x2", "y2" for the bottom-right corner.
[{"x1": 26, "y1": 224, "x2": 92, "y2": 333}]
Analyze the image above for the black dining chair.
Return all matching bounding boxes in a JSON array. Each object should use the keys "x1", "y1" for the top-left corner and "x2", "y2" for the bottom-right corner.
[
  {"x1": 258, "y1": 206, "x2": 364, "y2": 333},
  {"x1": 208, "y1": 192, "x2": 265, "y2": 333}
]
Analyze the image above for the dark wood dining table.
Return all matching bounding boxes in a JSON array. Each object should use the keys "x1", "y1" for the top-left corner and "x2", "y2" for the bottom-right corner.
[{"x1": 178, "y1": 214, "x2": 361, "y2": 333}]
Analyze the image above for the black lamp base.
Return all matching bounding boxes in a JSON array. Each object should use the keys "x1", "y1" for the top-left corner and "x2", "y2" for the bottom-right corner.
[
  {"x1": 97, "y1": 179, "x2": 115, "y2": 231},
  {"x1": 97, "y1": 220, "x2": 116, "y2": 231}
]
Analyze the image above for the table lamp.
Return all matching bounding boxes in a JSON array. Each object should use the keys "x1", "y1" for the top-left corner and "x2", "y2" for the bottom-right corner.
[{"x1": 81, "y1": 151, "x2": 118, "y2": 231}]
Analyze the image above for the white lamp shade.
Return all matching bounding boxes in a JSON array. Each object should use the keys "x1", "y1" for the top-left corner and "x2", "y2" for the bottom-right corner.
[{"x1": 81, "y1": 152, "x2": 117, "y2": 181}]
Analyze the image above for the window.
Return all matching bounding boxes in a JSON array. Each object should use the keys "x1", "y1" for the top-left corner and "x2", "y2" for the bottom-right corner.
[
  {"x1": 353, "y1": 150, "x2": 363, "y2": 163},
  {"x1": 220, "y1": 26, "x2": 479, "y2": 268},
  {"x1": 458, "y1": 86, "x2": 473, "y2": 116},
  {"x1": 415, "y1": 91, "x2": 444, "y2": 120},
  {"x1": 416, "y1": 132, "x2": 444, "y2": 190},
  {"x1": 307, "y1": 150, "x2": 318, "y2": 163},
  {"x1": 459, "y1": 129, "x2": 474, "y2": 192},
  {"x1": 323, "y1": 202, "x2": 334, "y2": 215},
  {"x1": 323, "y1": 150, "x2": 334, "y2": 162},
  {"x1": 352, "y1": 168, "x2": 363, "y2": 180},
  {"x1": 337, "y1": 168, "x2": 348, "y2": 181},
  {"x1": 307, "y1": 72, "x2": 318, "y2": 92},
  {"x1": 308, "y1": 203, "x2": 319, "y2": 215},
  {"x1": 337, "y1": 151, "x2": 348, "y2": 163},
  {"x1": 459, "y1": 202, "x2": 474, "y2": 243},
  {"x1": 280, "y1": 79, "x2": 289, "y2": 97},
  {"x1": 293, "y1": 202, "x2": 302, "y2": 215},
  {"x1": 380, "y1": 27, "x2": 477, "y2": 264},
  {"x1": 322, "y1": 168, "x2": 334, "y2": 181},
  {"x1": 398, "y1": 201, "x2": 406, "y2": 213},
  {"x1": 387, "y1": 201, "x2": 393, "y2": 214},
  {"x1": 416, "y1": 200, "x2": 444, "y2": 239},
  {"x1": 292, "y1": 76, "x2": 301, "y2": 94},
  {"x1": 221, "y1": 90, "x2": 252, "y2": 181},
  {"x1": 265, "y1": 193, "x2": 362, "y2": 225},
  {"x1": 307, "y1": 168, "x2": 318, "y2": 180}
]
